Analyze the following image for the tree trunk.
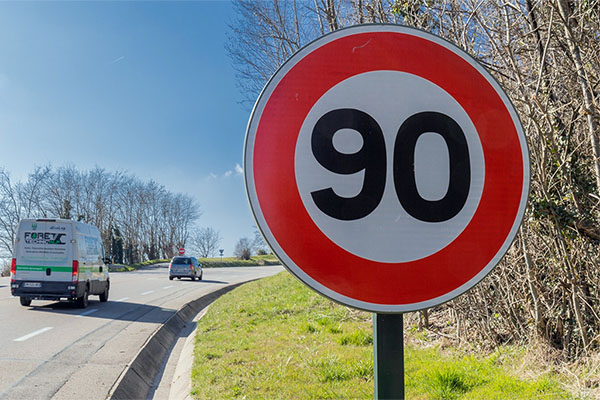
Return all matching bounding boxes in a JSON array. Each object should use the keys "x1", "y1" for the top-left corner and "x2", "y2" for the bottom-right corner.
[{"x1": 556, "y1": 0, "x2": 600, "y2": 194}]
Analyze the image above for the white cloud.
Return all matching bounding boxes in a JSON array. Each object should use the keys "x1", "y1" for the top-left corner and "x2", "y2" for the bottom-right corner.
[
  {"x1": 207, "y1": 164, "x2": 243, "y2": 180},
  {"x1": 109, "y1": 56, "x2": 125, "y2": 65}
]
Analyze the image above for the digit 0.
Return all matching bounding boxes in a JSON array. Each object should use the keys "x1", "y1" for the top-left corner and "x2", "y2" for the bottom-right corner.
[
  {"x1": 394, "y1": 112, "x2": 470, "y2": 222},
  {"x1": 311, "y1": 109, "x2": 470, "y2": 222}
]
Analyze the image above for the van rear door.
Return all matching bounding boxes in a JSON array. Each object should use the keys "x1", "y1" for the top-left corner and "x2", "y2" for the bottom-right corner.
[{"x1": 15, "y1": 220, "x2": 73, "y2": 283}]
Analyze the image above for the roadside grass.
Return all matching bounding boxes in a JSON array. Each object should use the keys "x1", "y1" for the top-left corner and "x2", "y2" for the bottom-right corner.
[
  {"x1": 407, "y1": 346, "x2": 572, "y2": 400},
  {"x1": 108, "y1": 259, "x2": 170, "y2": 272},
  {"x1": 108, "y1": 254, "x2": 280, "y2": 272},
  {"x1": 107, "y1": 264, "x2": 136, "y2": 272},
  {"x1": 191, "y1": 271, "x2": 574, "y2": 399},
  {"x1": 199, "y1": 254, "x2": 280, "y2": 268}
]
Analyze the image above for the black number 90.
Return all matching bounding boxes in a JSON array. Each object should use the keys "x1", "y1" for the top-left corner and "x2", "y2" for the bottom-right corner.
[{"x1": 310, "y1": 109, "x2": 471, "y2": 223}]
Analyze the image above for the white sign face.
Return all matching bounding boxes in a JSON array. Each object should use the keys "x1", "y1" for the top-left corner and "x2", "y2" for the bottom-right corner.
[
  {"x1": 245, "y1": 25, "x2": 530, "y2": 313},
  {"x1": 295, "y1": 70, "x2": 486, "y2": 263}
]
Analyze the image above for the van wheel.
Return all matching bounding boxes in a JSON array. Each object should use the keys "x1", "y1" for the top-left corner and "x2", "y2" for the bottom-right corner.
[
  {"x1": 20, "y1": 297, "x2": 32, "y2": 307},
  {"x1": 76, "y1": 286, "x2": 89, "y2": 308},
  {"x1": 99, "y1": 283, "x2": 109, "y2": 302},
  {"x1": 191, "y1": 275, "x2": 196, "y2": 281},
  {"x1": 169, "y1": 276, "x2": 173, "y2": 281}
]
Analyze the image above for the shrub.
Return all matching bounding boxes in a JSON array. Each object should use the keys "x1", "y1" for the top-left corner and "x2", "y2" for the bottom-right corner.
[{"x1": 0, "y1": 259, "x2": 10, "y2": 277}]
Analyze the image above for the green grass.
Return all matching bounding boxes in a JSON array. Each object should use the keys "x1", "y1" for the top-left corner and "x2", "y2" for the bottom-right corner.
[
  {"x1": 199, "y1": 254, "x2": 280, "y2": 268},
  {"x1": 108, "y1": 254, "x2": 280, "y2": 272},
  {"x1": 407, "y1": 346, "x2": 572, "y2": 400},
  {"x1": 108, "y1": 258, "x2": 170, "y2": 272},
  {"x1": 107, "y1": 264, "x2": 136, "y2": 272},
  {"x1": 191, "y1": 271, "x2": 574, "y2": 399}
]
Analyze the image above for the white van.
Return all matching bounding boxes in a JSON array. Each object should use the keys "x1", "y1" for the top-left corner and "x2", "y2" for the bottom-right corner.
[{"x1": 10, "y1": 218, "x2": 110, "y2": 308}]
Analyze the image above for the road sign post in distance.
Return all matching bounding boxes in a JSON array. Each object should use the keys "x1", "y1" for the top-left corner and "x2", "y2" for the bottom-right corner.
[{"x1": 245, "y1": 24, "x2": 529, "y2": 314}]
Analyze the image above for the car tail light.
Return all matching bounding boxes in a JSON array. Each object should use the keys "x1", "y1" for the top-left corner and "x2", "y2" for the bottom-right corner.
[
  {"x1": 190, "y1": 264, "x2": 194, "y2": 270},
  {"x1": 72, "y1": 260, "x2": 79, "y2": 282},
  {"x1": 169, "y1": 263, "x2": 172, "y2": 269},
  {"x1": 10, "y1": 258, "x2": 16, "y2": 282}
]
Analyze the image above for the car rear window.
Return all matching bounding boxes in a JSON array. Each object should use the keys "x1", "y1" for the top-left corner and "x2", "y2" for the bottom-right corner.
[{"x1": 172, "y1": 257, "x2": 192, "y2": 264}]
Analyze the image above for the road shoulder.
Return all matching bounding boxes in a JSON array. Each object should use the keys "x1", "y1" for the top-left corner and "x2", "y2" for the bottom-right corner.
[{"x1": 149, "y1": 307, "x2": 208, "y2": 400}]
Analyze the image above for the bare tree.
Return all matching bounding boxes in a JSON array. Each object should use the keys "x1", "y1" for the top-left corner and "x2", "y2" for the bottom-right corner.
[
  {"x1": 252, "y1": 226, "x2": 269, "y2": 255},
  {"x1": 234, "y1": 237, "x2": 253, "y2": 260},
  {"x1": 226, "y1": 0, "x2": 397, "y2": 105},
  {"x1": 0, "y1": 165, "x2": 201, "y2": 265},
  {"x1": 0, "y1": 166, "x2": 51, "y2": 257},
  {"x1": 226, "y1": 0, "x2": 326, "y2": 105},
  {"x1": 189, "y1": 227, "x2": 222, "y2": 258},
  {"x1": 0, "y1": 169, "x2": 22, "y2": 257},
  {"x1": 227, "y1": 0, "x2": 600, "y2": 359}
]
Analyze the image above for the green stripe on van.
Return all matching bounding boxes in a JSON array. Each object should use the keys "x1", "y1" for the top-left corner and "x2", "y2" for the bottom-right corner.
[{"x1": 16, "y1": 265, "x2": 73, "y2": 272}]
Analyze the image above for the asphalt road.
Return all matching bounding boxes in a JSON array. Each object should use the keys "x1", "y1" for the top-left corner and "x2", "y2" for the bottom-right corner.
[{"x1": 0, "y1": 264, "x2": 283, "y2": 400}]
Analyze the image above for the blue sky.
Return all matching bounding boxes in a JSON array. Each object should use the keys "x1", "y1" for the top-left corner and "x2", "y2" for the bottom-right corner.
[{"x1": 0, "y1": 1, "x2": 257, "y2": 256}]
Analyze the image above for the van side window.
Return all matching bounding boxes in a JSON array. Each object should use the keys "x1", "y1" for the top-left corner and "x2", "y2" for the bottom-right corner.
[
  {"x1": 78, "y1": 238, "x2": 87, "y2": 260},
  {"x1": 81, "y1": 236, "x2": 103, "y2": 261}
]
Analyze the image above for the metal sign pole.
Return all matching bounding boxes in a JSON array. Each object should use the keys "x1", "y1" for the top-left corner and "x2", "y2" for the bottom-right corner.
[{"x1": 374, "y1": 313, "x2": 405, "y2": 400}]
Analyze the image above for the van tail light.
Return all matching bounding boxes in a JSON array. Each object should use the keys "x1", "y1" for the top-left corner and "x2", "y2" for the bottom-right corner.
[
  {"x1": 190, "y1": 264, "x2": 194, "y2": 270},
  {"x1": 10, "y1": 258, "x2": 16, "y2": 282},
  {"x1": 169, "y1": 263, "x2": 172, "y2": 270},
  {"x1": 72, "y1": 260, "x2": 79, "y2": 282}
]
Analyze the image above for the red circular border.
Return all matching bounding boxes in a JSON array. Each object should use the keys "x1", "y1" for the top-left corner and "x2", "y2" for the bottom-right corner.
[{"x1": 252, "y1": 30, "x2": 524, "y2": 306}]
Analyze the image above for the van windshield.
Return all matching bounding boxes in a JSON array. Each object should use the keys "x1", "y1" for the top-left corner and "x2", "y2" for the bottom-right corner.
[{"x1": 172, "y1": 257, "x2": 191, "y2": 264}]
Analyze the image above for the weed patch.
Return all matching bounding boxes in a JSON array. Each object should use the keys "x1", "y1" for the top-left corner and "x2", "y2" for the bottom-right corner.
[
  {"x1": 425, "y1": 369, "x2": 479, "y2": 399},
  {"x1": 339, "y1": 330, "x2": 373, "y2": 346}
]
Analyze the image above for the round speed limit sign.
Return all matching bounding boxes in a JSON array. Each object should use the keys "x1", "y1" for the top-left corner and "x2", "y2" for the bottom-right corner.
[{"x1": 244, "y1": 25, "x2": 529, "y2": 313}]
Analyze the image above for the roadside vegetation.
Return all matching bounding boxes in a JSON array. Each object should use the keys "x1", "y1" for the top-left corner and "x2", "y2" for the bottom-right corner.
[
  {"x1": 0, "y1": 259, "x2": 9, "y2": 277},
  {"x1": 108, "y1": 254, "x2": 280, "y2": 272},
  {"x1": 227, "y1": 0, "x2": 600, "y2": 365},
  {"x1": 108, "y1": 259, "x2": 170, "y2": 272},
  {"x1": 0, "y1": 166, "x2": 201, "y2": 265},
  {"x1": 191, "y1": 272, "x2": 582, "y2": 399},
  {"x1": 199, "y1": 254, "x2": 279, "y2": 268}
]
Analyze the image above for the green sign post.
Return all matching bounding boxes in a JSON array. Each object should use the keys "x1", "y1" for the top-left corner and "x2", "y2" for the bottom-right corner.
[{"x1": 374, "y1": 313, "x2": 405, "y2": 399}]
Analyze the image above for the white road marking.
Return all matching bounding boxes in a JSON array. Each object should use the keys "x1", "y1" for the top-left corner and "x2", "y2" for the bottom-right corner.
[
  {"x1": 78, "y1": 309, "x2": 98, "y2": 317},
  {"x1": 162, "y1": 286, "x2": 174, "y2": 289},
  {"x1": 141, "y1": 290, "x2": 154, "y2": 295},
  {"x1": 115, "y1": 297, "x2": 130, "y2": 302},
  {"x1": 14, "y1": 327, "x2": 53, "y2": 342}
]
